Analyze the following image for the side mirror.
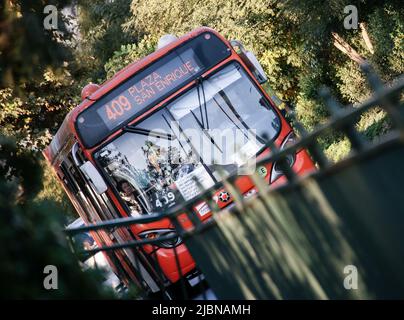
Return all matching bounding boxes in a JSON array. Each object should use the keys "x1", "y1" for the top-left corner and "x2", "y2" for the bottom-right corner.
[
  {"x1": 245, "y1": 51, "x2": 268, "y2": 84},
  {"x1": 230, "y1": 40, "x2": 268, "y2": 84},
  {"x1": 80, "y1": 161, "x2": 108, "y2": 194}
]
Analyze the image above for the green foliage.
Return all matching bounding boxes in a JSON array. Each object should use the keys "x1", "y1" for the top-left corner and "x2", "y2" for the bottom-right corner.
[
  {"x1": 104, "y1": 35, "x2": 157, "y2": 79},
  {"x1": 335, "y1": 60, "x2": 371, "y2": 104},
  {"x1": 76, "y1": 0, "x2": 135, "y2": 80},
  {"x1": 0, "y1": 1, "x2": 73, "y2": 92},
  {"x1": 0, "y1": 69, "x2": 80, "y2": 230},
  {"x1": 0, "y1": 136, "x2": 114, "y2": 299},
  {"x1": 356, "y1": 107, "x2": 391, "y2": 141},
  {"x1": 0, "y1": 0, "x2": 83, "y2": 175},
  {"x1": 0, "y1": 68, "x2": 79, "y2": 152},
  {"x1": 35, "y1": 160, "x2": 75, "y2": 220},
  {"x1": 0, "y1": 2, "x2": 114, "y2": 298},
  {"x1": 295, "y1": 96, "x2": 327, "y2": 131},
  {"x1": 367, "y1": 3, "x2": 404, "y2": 78},
  {"x1": 324, "y1": 136, "x2": 352, "y2": 163}
]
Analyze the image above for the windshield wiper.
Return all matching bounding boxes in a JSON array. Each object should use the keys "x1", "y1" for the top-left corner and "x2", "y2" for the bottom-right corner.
[
  {"x1": 217, "y1": 90, "x2": 266, "y2": 145},
  {"x1": 189, "y1": 109, "x2": 223, "y2": 153},
  {"x1": 160, "y1": 113, "x2": 189, "y2": 157},
  {"x1": 196, "y1": 77, "x2": 209, "y2": 130},
  {"x1": 193, "y1": 77, "x2": 223, "y2": 153},
  {"x1": 123, "y1": 125, "x2": 173, "y2": 141},
  {"x1": 162, "y1": 109, "x2": 218, "y2": 183},
  {"x1": 212, "y1": 96, "x2": 250, "y2": 140}
]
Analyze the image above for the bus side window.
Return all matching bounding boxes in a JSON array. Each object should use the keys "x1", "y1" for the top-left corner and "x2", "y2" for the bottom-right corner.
[
  {"x1": 69, "y1": 146, "x2": 121, "y2": 221},
  {"x1": 60, "y1": 161, "x2": 97, "y2": 224}
]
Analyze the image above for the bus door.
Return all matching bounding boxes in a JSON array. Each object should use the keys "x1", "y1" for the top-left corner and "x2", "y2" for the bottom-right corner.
[{"x1": 70, "y1": 143, "x2": 163, "y2": 294}]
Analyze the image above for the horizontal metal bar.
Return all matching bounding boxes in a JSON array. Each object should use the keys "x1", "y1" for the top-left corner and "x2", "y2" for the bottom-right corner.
[
  {"x1": 65, "y1": 213, "x2": 169, "y2": 235},
  {"x1": 76, "y1": 233, "x2": 179, "y2": 255}
]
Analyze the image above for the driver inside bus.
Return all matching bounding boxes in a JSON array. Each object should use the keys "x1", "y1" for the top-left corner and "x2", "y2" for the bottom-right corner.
[{"x1": 117, "y1": 180, "x2": 144, "y2": 216}]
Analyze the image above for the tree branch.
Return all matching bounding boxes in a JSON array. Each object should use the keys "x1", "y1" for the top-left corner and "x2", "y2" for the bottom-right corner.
[
  {"x1": 332, "y1": 32, "x2": 366, "y2": 65},
  {"x1": 359, "y1": 22, "x2": 374, "y2": 54}
]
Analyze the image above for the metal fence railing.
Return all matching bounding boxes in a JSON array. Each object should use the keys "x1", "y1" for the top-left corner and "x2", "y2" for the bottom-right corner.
[{"x1": 66, "y1": 64, "x2": 404, "y2": 300}]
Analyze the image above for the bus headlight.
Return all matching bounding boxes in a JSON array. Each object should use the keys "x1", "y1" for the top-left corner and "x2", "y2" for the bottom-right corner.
[
  {"x1": 138, "y1": 229, "x2": 182, "y2": 249},
  {"x1": 270, "y1": 132, "x2": 296, "y2": 183}
]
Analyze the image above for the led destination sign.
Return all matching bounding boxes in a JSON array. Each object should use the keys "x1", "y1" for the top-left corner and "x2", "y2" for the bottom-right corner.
[
  {"x1": 96, "y1": 49, "x2": 201, "y2": 129},
  {"x1": 76, "y1": 32, "x2": 231, "y2": 147}
]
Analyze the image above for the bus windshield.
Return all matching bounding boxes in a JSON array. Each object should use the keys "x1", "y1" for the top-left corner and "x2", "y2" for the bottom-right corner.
[{"x1": 95, "y1": 62, "x2": 281, "y2": 215}]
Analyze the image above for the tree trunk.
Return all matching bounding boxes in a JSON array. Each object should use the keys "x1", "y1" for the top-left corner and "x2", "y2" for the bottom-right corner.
[
  {"x1": 359, "y1": 22, "x2": 374, "y2": 54},
  {"x1": 331, "y1": 32, "x2": 366, "y2": 65}
]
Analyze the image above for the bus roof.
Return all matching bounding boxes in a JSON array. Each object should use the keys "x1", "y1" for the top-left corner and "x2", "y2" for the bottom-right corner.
[{"x1": 44, "y1": 27, "x2": 230, "y2": 165}]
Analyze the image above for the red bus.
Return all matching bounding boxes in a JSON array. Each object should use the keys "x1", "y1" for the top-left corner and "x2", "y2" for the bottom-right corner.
[{"x1": 44, "y1": 27, "x2": 315, "y2": 297}]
